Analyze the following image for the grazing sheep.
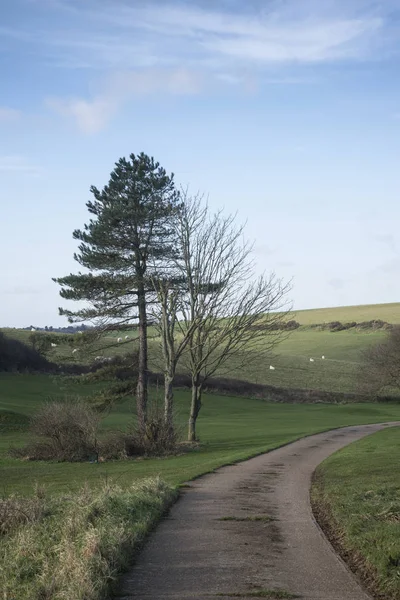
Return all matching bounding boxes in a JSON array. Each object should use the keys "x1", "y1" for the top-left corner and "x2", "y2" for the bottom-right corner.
[
  {"x1": 78, "y1": 331, "x2": 83, "y2": 335},
  {"x1": 125, "y1": 335, "x2": 129, "y2": 340},
  {"x1": 269, "y1": 365, "x2": 275, "y2": 370},
  {"x1": 117, "y1": 337, "x2": 122, "y2": 343},
  {"x1": 72, "y1": 348, "x2": 78, "y2": 354},
  {"x1": 95, "y1": 356, "x2": 103, "y2": 361},
  {"x1": 51, "y1": 343, "x2": 57, "y2": 348},
  {"x1": 321, "y1": 355, "x2": 325, "y2": 360},
  {"x1": 309, "y1": 358, "x2": 314, "y2": 362},
  {"x1": 31, "y1": 327, "x2": 35, "y2": 332}
]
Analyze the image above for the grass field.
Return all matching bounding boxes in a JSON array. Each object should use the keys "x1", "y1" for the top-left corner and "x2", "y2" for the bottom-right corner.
[
  {"x1": 2, "y1": 373, "x2": 400, "y2": 497},
  {"x1": 292, "y1": 302, "x2": 400, "y2": 325},
  {"x1": 312, "y1": 427, "x2": 400, "y2": 600},
  {"x1": 2, "y1": 301, "x2": 396, "y2": 394}
]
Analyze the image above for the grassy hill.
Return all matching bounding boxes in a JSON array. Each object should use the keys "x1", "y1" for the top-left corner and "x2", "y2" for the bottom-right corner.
[
  {"x1": 292, "y1": 302, "x2": 400, "y2": 325},
  {"x1": 1, "y1": 302, "x2": 399, "y2": 395}
]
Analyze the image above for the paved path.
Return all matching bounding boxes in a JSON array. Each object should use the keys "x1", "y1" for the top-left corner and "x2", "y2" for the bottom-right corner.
[{"x1": 116, "y1": 422, "x2": 399, "y2": 600}]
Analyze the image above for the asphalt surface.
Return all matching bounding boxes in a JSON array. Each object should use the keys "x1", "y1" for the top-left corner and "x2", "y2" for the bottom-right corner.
[{"x1": 115, "y1": 422, "x2": 399, "y2": 600}]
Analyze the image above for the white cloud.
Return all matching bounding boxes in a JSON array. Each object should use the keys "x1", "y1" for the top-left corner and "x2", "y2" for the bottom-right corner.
[
  {"x1": 5, "y1": 1, "x2": 391, "y2": 130},
  {"x1": 47, "y1": 68, "x2": 204, "y2": 133},
  {"x1": 0, "y1": 155, "x2": 42, "y2": 175},
  {"x1": 0, "y1": 107, "x2": 21, "y2": 121},
  {"x1": 1, "y1": 1, "x2": 388, "y2": 71},
  {"x1": 47, "y1": 96, "x2": 117, "y2": 135},
  {"x1": 373, "y1": 233, "x2": 397, "y2": 254}
]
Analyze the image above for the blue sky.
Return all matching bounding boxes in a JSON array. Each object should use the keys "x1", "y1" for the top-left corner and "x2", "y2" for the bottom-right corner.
[{"x1": 1, "y1": 0, "x2": 400, "y2": 327}]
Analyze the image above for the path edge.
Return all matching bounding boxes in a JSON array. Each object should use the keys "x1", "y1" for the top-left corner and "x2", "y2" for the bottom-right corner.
[{"x1": 310, "y1": 423, "x2": 400, "y2": 600}]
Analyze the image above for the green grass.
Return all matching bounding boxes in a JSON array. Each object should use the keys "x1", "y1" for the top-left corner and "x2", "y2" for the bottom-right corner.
[
  {"x1": 292, "y1": 302, "x2": 400, "y2": 325},
  {"x1": 2, "y1": 302, "x2": 398, "y2": 396},
  {"x1": 312, "y1": 427, "x2": 400, "y2": 600},
  {"x1": 2, "y1": 373, "x2": 400, "y2": 497},
  {"x1": 223, "y1": 328, "x2": 386, "y2": 393},
  {"x1": 0, "y1": 477, "x2": 176, "y2": 600}
]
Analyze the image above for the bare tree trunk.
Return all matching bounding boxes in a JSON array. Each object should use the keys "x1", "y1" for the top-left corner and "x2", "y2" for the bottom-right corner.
[
  {"x1": 188, "y1": 378, "x2": 202, "y2": 441},
  {"x1": 164, "y1": 372, "x2": 174, "y2": 431},
  {"x1": 136, "y1": 280, "x2": 148, "y2": 433}
]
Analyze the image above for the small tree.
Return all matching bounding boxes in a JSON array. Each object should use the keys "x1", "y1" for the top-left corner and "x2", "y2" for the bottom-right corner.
[
  {"x1": 154, "y1": 194, "x2": 291, "y2": 441},
  {"x1": 359, "y1": 326, "x2": 400, "y2": 398},
  {"x1": 54, "y1": 153, "x2": 181, "y2": 433}
]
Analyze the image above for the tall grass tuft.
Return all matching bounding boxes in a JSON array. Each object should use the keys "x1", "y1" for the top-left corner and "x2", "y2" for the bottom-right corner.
[{"x1": 0, "y1": 477, "x2": 176, "y2": 600}]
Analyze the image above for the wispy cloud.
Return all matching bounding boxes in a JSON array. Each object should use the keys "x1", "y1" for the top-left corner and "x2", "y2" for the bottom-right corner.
[
  {"x1": 0, "y1": 155, "x2": 42, "y2": 175},
  {"x1": 2, "y1": 1, "x2": 388, "y2": 71},
  {"x1": 47, "y1": 68, "x2": 204, "y2": 133},
  {"x1": 5, "y1": 0, "x2": 394, "y2": 131},
  {"x1": 328, "y1": 277, "x2": 347, "y2": 290},
  {"x1": 373, "y1": 233, "x2": 397, "y2": 254},
  {"x1": 0, "y1": 107, "x2": 21, "y2": 121}
]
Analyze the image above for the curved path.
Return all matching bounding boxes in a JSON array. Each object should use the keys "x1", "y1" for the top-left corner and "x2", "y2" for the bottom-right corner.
[{"x1": 116, "y1": 422, "x2": 399, "y2": 600}]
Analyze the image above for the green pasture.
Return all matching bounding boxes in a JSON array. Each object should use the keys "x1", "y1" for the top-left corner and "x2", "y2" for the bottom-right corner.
[
  {"x1": 312, "y1": 427, "x2": 400, "y2": 600},
  {"x1": 1, "y1": 317, "x2": 392, "y2": 395},
  {"x1": 2, "y1": 373, "x2": 400, "y2": 497},
  {"x1": 292, "y1": 302, "x2": 400, "y2": 325}
]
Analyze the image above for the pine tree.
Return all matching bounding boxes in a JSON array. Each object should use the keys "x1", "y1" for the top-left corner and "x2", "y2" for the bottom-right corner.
[{"x1": 54, "y1": 152, "x2": 180, "y2": 432}]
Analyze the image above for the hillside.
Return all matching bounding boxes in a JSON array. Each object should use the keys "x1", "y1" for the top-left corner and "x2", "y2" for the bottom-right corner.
[
  {"x1": 291, "y1": 302, "x2": 400, "y2": 325},
  {"x1": 1, "y1": 302, "x2": 399, "y2": 395}
]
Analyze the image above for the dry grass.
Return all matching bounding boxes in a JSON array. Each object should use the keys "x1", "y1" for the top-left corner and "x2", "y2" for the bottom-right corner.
[{"x1": 0, "y1": 477, "x2": 176, "y2": 600}]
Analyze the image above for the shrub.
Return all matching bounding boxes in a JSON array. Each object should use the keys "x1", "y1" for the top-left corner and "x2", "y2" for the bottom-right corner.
[
  {"x1": 99, "y1": 414, "x2": 182, "y2": 461},
  {"x1": 0, "y1": 332, "x2": 53, "y2": 373},
  {"x1": 328, "y1": 321, "x2": 345, "y2": 331},
  {"x1": 21, "y1": 398, "x2": 101, "y2": 462}
]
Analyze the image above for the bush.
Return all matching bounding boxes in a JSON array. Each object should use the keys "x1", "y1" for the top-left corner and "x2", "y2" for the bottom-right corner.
[
  {"x1": 17, "y1": 398, "x2": 101, "y2": 462},
  {"x1": 0, "y1": 332, "x2": 53, "y2": 373},
  {"x1": 0, "y1": 478, "x2": 176, "y2": 600},
  {"x1": 99, "y1": 413, "x2": 181, "y2": 461},
  {"x1": 250, "y1": 319, "x2": 300, "y2": 331}
]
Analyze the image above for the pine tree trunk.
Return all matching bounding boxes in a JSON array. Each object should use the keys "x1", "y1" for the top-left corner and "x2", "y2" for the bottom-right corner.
[
  {"x1": 164, "y1": 372, "x2": 174, "y2": 433},
  {"x1": 136, "y1": 280, "x2": 148, "y2": 433},
  {"x1": 188, "y1": 379, "x2": 202, "y2": 442}
]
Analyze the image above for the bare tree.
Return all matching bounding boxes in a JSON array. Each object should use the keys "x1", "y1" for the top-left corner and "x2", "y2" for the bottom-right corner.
[
  {"x1": 150, "y1": 279, "x2": 194, "y2": 431},
  {"x1": 359, "y1": 326, "x2": 400, "y2": 398},
  {"x1": 153, "y1": 193, "x2": 291, "y2": 441}
]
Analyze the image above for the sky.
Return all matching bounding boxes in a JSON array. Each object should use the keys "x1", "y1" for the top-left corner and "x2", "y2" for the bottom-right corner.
[{"x1": 1, "y1": 0, "x2": 400, "y2": 327}]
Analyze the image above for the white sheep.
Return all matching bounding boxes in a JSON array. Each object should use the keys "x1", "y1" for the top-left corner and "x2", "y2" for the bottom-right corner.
[
  {"x1": 309, "y1": 358, "x2": 314, "y2": 362},
  {"x1": 72, "y1": 348, "x2": 78, "y2": 354},
  {"x1": 117, "y1": 337, "x2": 122, "y2": 343},
  {"x1": 269, "y1": 365, "x2": 275, "y2": 370},
  {"x1": 321, "y1": 355, "x2": 325, "y2": 360},
  {"x1": 125, "y1": 335, "x2": 129, "y2": 340},
  {"x1": 51, "y1": 343, "x2": 57, "y2": 348},
  {"x1": 31, "y1": 327, "x2": 35, "y2": 332},
  {"x1": 78, "y1": 331, "x2": 83, "y2": 335},
  {"x1": 95, "y1": 356, "x2": 103, "y2": 361}
]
